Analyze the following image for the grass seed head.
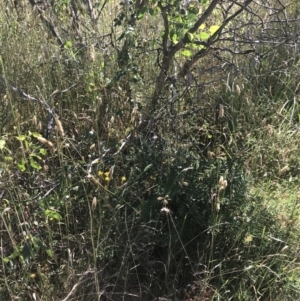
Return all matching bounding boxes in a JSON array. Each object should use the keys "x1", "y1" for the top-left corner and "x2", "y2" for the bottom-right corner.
[
  {"x1": 37, "y1": 136, "x2": 54, "y2": 148},
  {"x1": 89, "y1": 45, "x2": 95, "y2": 62},
  {"x1": 32, "y1": 115, "x2": 37, "y2": 126},
  {"x1": 92, "y1": 197, "x2": 97, "y2": 210},
  {"x1": 219, "y1": 104, "x2": 224, "y2": 118},
  {"x1": 108, "y1": 166, "x2": 114, "y2": 180},
  {"x1": 55, "y1": 116, "x2": 65, "y2": 137}
]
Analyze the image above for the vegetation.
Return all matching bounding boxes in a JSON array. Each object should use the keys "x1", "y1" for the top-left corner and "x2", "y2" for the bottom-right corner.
[{"x1": 0, "y1": 0, "x2": 300, "y2": 300}]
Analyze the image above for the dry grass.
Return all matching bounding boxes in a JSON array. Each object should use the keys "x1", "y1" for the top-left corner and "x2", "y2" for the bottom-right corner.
[{"x1": 0, "y1": 1, "x2": 300, "y2": 300}]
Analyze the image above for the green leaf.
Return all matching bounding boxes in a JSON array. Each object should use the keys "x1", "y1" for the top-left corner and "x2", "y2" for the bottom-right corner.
[
  {"x1": 30, "y1": 158, "x2": 42, "y2": 170},
  {"x1": 22, "y1": 240, "x2": 33, "y2": 264},
  {"x1": 32, "y1": 237, "x2": 46, "y2": 253},
  {"x1": 31, "y1": 132, "x2": 42, "y2": 138},
  {"x1": 2, "y1": 257, "x2": 10, "y2": 263},
  {"x1": 46, "y1": 249, "x2": 53, "y2": 257},
  {"x1": 186, "y1": 32, "x2": 194, "y2": 42},
  {"x1": 187, "y1": 6, "x2": 199, "y2": 15},
  {"x1": 45, "y1": 209, "x2": 62, "y2": 221},
  {"x1": 64, "y1": 40, "x2": 72, "y2": 49},
  {"x1": 18, "y1": 159, "x2": 26, "y2": 172},
  {"x1": 191, "y1": 43, "x2": 198, "y2": 49},
  {"x1": 171, "y1": 34, "x2": 179, "y2": 43},
  {"x1": 199, "y1": 32, "x2": 210, "y2": 40},
  {"x1": 32, "y1": 237, "x2": 42, "y2": 246},
  {"x1": 4, "y1": 156, "x2": 13, "y2": 162},
  {"x1": 16, "y1": 135, "x2": 27, "y2": 141},
  {"x1": 0, "y1": 139, "x2": 5, "y2": 150},
  {"x1": 209, "y1": 25, "x2": 220, "y2": 34},
  {"x1": 170, "y1": 29, "x2": 179, "y2": 43},
  {"x1": 39, "y1": 148, "x2": 47, "y2": 155},
  {"x1": 114, "y1": 12, "x2": 125, "y2": 27},
  {"x1": 137, "y1": 7, "x2": 147, "y2": 20},
  {"x1": 175, "y1": 21, "x2": 184, "y2": 29},
  {"x1": 149, "y1": 8, "x2": 157, "y2": 16},
  {"x1": 30, "y1": 153, "x2": 42, "y2": 160},
  {"x1": 3, "y1": 247, "x2": 20, "y2": 262},
  {"x1": 24, "y1": 139, "x2": 29, "y2": 149},
  {"x1": 181, "y1": 49, "x2": 192, "y2": 57}
]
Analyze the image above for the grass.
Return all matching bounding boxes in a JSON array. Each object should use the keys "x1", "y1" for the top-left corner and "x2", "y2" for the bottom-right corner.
[{"x1": 0, "y1": 1, "x2": 300, "y2": 300}]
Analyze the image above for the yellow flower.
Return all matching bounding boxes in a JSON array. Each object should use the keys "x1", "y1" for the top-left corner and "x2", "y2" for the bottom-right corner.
[
  {"x1": 98, "y1": 171, "x2": 103, "y2": 177},
  {"x1": 121, "y1": 176, "x2": 126, "y2": 182},
  {"x1": 104, "y1": 172, "x2": 109, "y2": 177},
  {"x1": 244, "y1": 234, "x2": 253, "y2": 244},
  {"x1": 105, "y1": 176, "x2": 110, "y2": 181}
]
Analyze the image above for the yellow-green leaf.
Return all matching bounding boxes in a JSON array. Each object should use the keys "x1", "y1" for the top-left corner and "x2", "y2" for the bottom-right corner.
[
  {"x1": 30, "y1": 158, "x2": 42, "y2": 170},
  {"x1": 30, "y1": 153, "x2": 42, "y2": 160},
  {"x1": 209, "y1": 25, "x2": 220, "y2": 34},
  {"x1": 18, "y1": 160, "x2": 26, "y2": 172},
  {"x1": 199, "y1": 32, "x2": 210, "y2": 40},
  {"x1": 186, "y1": 32, "x2": 194, "y2": 42},
  {"x1": 39, "y1": 148, "x2": 47, "y2": 155},
  {"x1": 16, "y1": 135, "x2": 27, "y2": 141},
  {"x1": 31, "y1": 132, "x2": 42, "y2": 138},
  {"x1": 181, "y1": 50, "x2": 192, "y2": 57},
  {"x1": 45, "y1": 209, "x2": 62, "y2": 221}
]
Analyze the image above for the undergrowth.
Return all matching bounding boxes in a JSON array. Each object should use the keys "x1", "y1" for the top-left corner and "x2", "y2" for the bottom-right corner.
[{"x1": 0, "y1": 1, "x2": 300, "y2": 301}]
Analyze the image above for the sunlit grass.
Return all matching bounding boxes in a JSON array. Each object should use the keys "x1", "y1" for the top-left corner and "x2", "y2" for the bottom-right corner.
[{"x1": 0, "y1": 1, "x2": 300, "y2": 300}]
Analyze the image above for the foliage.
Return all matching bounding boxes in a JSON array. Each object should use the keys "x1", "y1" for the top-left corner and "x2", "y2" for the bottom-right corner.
[{"x1": 0, "y1": 0, "x2": 300, "y2": 300}]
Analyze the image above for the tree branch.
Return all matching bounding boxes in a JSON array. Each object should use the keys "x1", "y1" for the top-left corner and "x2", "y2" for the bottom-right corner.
[
  {"x1": 169, "y1": 0, "x2": 220, "y2": 57},
  {"x1": 179, "y1": 0, "x2": 254, "y2": 78}
]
